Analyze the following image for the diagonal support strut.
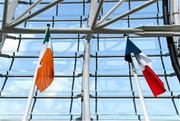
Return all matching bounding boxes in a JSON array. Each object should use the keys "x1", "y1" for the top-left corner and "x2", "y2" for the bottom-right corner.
[{"x1": 97, "y1": 0, "x2": 158, "y2": 28}]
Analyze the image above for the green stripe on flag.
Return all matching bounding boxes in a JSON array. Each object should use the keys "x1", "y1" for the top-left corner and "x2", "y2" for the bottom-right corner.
[{"x1": 43, "y1": 26, "x2": 50, "y2": 44}]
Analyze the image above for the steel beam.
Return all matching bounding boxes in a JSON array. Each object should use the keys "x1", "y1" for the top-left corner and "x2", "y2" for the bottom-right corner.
[
  {"x1": 89, "y1": 0, "x2": 104, "y2": 29},
  {"x1": 0, "y1": 28, "x2": 143, "y2": 34},
  {"x1": 170, "y1": 0, "x2": 180, "y2": 25},
  {"x1": 0, "y1": 119, "x2": 179, "y2": 121},
  {"x1": 1, "y1": 0, "x2": 8, "y2": 51},
  {"x1": 0, "y1": 34, "x2": 6, "y2": 51},
  {"x1": 81, "y1": 36, "x2": 91, "y2": 121},
  {"x1": 7, "y1": 0, "x2": 63, "y2": 28},
  {"x1": 97, "y1": 0, "x2": 158, "y2": 28},
  {"x1": 97, "y1": 0, "x2": 125, "y2": 25},
  {"x1": 6, "y1": 0, "x2": 19, "y2": 24},
  {"x1": 2, "y1": 0, "x2": 18, "y2": 28},
  {"x1": 1, "y1": 25, "x2": 180, "y2": 36},
  {"x1": 2, "y1": 0, "x2": 9, "y2": 28},
  {"x1": 0, "y1": 95, "x2": 179, "y2": 99},
  {"x1": 1, "y1": 0, "x2": 18, "y2": 52},
  {"x1": 170, "y1": 0, "x2": 180, "y2": 63},
  {"x1": 12, "y1": 0, "x2": 43, "y2": 24}
]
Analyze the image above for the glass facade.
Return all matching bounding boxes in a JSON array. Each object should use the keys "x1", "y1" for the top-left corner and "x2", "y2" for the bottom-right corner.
[{"x1": 0, "y1": 0, "x2": 180, "y2": 120}]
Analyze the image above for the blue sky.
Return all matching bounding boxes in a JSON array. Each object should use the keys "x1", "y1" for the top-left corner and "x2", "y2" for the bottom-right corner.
[{"x1": 0, "y1": 0, "x2": 180, "y2": 120}]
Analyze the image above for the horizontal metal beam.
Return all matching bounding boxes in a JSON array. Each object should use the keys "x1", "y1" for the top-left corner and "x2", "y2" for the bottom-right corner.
[
  {"x1": 0, "y1": 120, "x2": 179, "y2": 121},
  {"x1": 0, "y1": 53, "x2": 83, "y2": 58},
  {"x1": 0, "y1": 53, "x2": 169, "y2": 59},
  {"x1": 0, "y1": 119, "x2": 179, "y2": 121},
  {"x1": 0, "y1": 96, "x2": 80, "y2": 99},
  {"x1": 0, "y1": 27, "x2": 143, "y2": 34},
  {"x1": 0, "y1": 73, "x2": 174, "y2": 78},
  {"x1": 0, "y1": 73, "x2": 82, "y2": 78},
  {"x1": 1, "y1": 25, "x2": 180, "y2": 36},
  {"x1": 0, "y1": 95, "x2": 179, "y2": 99}
]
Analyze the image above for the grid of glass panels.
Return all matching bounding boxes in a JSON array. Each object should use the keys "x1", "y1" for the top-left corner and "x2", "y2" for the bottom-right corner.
[{"x1": 0, "y1": 0, "x2": 180, "y2": 120}]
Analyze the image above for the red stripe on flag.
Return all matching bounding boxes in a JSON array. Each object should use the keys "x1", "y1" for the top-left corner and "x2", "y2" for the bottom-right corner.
[{"x1": 142, "y1": 65, "x2": 166, "y2": 97}]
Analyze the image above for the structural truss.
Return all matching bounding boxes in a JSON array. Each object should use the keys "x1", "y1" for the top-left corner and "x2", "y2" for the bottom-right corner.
[{"x1": 0, "y1": 0, "x2": 180, "y2": 121}]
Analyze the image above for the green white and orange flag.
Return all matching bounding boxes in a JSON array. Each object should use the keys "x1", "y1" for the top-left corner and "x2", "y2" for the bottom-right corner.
[{"x1": 35, "y1": 25, "x2": 54, "y2": 92}]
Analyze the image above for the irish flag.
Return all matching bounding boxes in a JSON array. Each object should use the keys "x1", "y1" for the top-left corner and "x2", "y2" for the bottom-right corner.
[
  {"x1": 35, "y1": 25, "x2": 54, "y2": 92},
  {"x1": 125, "y1": 38, "x2": 166, "y2": 97}
]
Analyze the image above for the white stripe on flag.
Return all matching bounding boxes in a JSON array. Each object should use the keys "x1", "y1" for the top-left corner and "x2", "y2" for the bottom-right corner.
[{"x1": 135, "y1": 53, "x2": 151, "y2": 70}]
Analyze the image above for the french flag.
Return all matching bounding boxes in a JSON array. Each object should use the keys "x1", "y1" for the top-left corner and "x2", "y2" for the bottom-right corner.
[{"x1": 125, "y1": 38, "x2": 166, "y2": 97}]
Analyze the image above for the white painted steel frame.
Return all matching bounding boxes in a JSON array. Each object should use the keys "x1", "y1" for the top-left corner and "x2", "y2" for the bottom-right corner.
[
  {"x1": 1, "y1": 0, "x2": 180, "y2": 121},
  {"x1": 7, "y1": 0, "x2": 63, "y2": 28},
  {"x1": 6, "y1": 0, "x2": 19, "y2": 24},
  {"x1": 11, "y1": 0, "x2": 43, "y2": 25},
  {"x1": 89, "y1": 0, "x2": 104, "y2": 29},
  {"x1": 0, "y1": 0, "x2": 180, "y2": 36},
  {"x1": 1, "y1": 25, "x2": 180, "y2": 36},
  {"x1": 97, "y1": 0, "x2": 158, "y2": 28},
  {"x1": 170, "y1": 0, "x2": 180, "y2": 63},
  {"x1": 1, "y1": 0, "x2": 18, "y2": 51},
  {"x1": 97, "y1": 0, "x2": 125, "y2": 25},
  {"x1": 82, "y1": 0, "x2": 104, "y2": 119},
  {"x1": 82, "y1": 37, "x2": 91, "y2": 121},
  {"x1": 2, "y1": 0, "x2": 9, "y2": 29}
]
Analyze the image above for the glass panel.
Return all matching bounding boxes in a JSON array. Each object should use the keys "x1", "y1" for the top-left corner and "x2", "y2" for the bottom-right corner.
[
  {"x1": 0, "y1": 0, "x2": 179, "y2": 120},
  {"x1": 0, "y1": 99, "x2": 27, "y2": 119}
]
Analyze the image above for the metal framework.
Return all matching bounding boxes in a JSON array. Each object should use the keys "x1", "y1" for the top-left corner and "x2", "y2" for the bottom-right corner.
[
  {"x1": 0, "y1": 0, "x2": 180, "y2": 36},
  {"x1": 0, "y1": 0, "x2": 180, "y2": 121}
]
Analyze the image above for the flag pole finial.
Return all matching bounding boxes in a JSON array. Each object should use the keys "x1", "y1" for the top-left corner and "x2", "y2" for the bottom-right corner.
[
  {"x1": 123, "y1": 34, "x2": 129, "y2": 39},
  {"x1": 47, "y1": 24, "x2": 50, "y2": 27},
  {"x1": 123, "y1": 34, "x2": 127, "y2": 37}
]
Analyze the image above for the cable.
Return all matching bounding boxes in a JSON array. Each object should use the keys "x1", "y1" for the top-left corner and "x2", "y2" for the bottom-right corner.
[{"x1": 162, "y1": 0, "x2": 180, "y2": 82}]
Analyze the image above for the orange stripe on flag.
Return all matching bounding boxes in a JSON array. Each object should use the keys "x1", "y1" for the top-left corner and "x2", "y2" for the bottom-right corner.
[{"x1": 35, "y1": 48, "x2": 54, "y2": 92}]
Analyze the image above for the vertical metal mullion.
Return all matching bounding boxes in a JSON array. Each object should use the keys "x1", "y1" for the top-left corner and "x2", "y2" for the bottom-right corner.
[
  {"x1": 95, "y1": 32, "x2": 99, "y2": 120},
  {"x1": 52, "y1": 16, "x2": 55, "y2": 28},
  {"x1": 69, "y1": 52, "x2": 78, "y2": 120},
  {"x1": 129, "y1": 62, "x2": 137, "y2": 115},
  {"x1": 171, "y1": 92, "x2": 179, "y2": 115},
  {"x1": 77, "y1": 34, "x2": 80, "y2": 52},
  {"x1": 0, "y1": 72, "x2": 8, "y2": 95},
  {"x1": 83, "y1": 0, "x2": 85, "y2": 16},
  {"x1": 97, "y1": 34, "x2": 100, "y2": 51},
  {"x1": 156, "y1": 1, "x2": 171, "y2": 91},
  {"x1": 56, "y1": 4, "x2": 58, "y2": 16},
  {"x1": 158, "y1": 37, "x2": 171, "y2": 91},
  {"x1": 95, "y1": 52, "x2": 98, "y2": 120},
  {"x1": 80, "y1": 16, "x2": 83, "y2": 28},
  {"x1": 127, "y1": 0, "x2": 131, "y2": 28},
  {"x1": 8, "y1": 52, "x2": 15, "y2": 71},
  {"x1": 29, "y1": 88, "x2": 38, "y2": 120},
  {"x1": 127, "y1": 0, "x2": 137, "y2": 116},
  {"x1": 165, "y1": 0, "x2": 180, "y2": 113},
  {"x1": 17, "y1": 34, "x2": 22, "y2": 52}
]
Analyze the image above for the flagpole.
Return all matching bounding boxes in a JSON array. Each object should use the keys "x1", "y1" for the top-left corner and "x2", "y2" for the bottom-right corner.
[
  {"x1": 22, "y1": 67, "x2": 38, "y2": 121},
  {"x1": 22, "y1": 25, "x2": 50, "y2": 121},
  {"x1": 131, "y1": 54, "x2": 150, "y2": 121},
  {"x1": 22, "y1": 52, "x2": 43, "y2": 120}
]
